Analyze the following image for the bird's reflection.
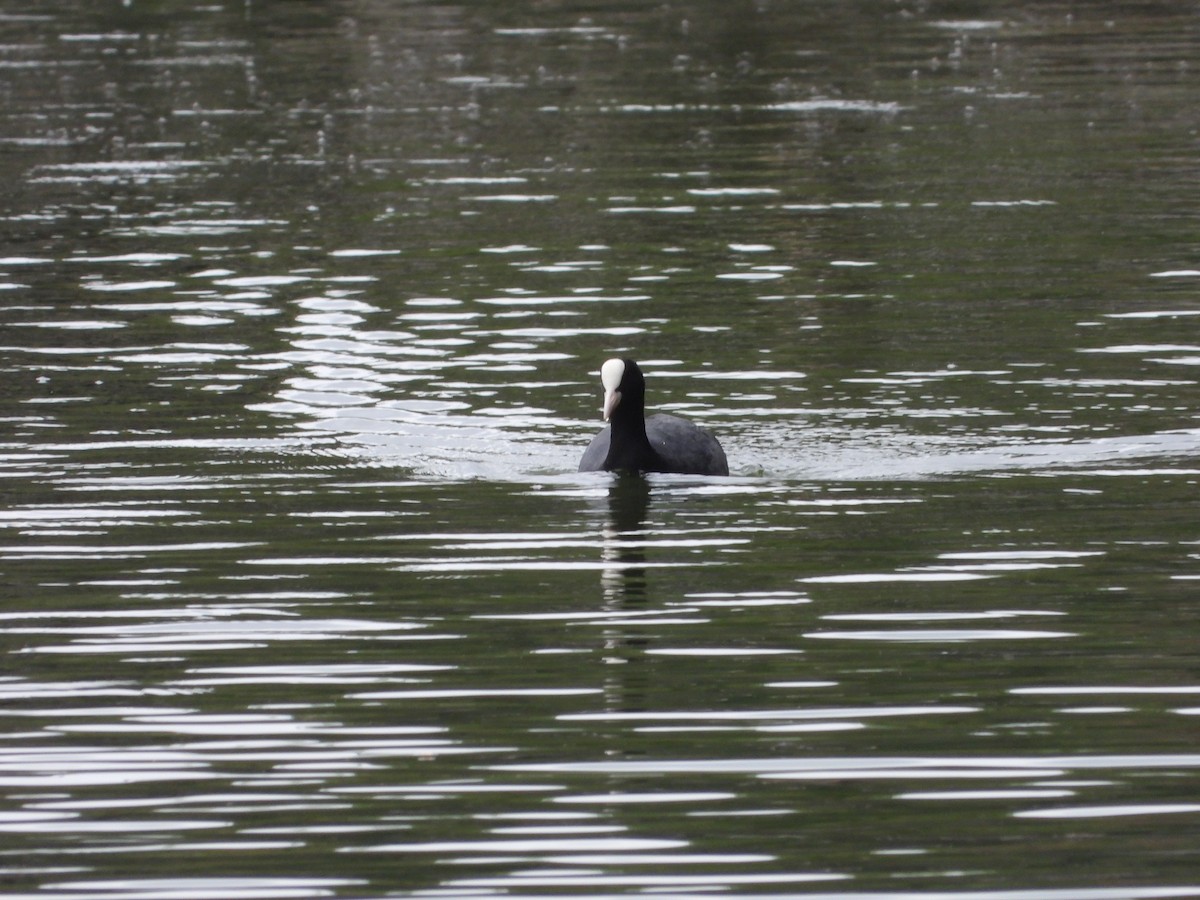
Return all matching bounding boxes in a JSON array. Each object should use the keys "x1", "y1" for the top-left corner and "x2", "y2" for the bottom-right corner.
[
  {"x1": 599, "y1": 472, "x2": 651, "y2": 609},
  {"x1": 597, "y1": 472, "x2": 654, "y2": 687}
]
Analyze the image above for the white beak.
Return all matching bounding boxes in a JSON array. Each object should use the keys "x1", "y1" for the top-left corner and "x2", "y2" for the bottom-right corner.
[{"x1": 603, "y1": 389, "x2": 621, "y2": 421}]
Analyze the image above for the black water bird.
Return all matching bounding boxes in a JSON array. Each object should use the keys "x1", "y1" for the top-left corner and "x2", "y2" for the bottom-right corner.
[{"x1": 578, "y1": 358, "x2": 729, "y2": 476}]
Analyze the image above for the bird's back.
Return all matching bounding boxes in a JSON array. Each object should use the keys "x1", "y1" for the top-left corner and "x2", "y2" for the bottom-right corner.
[
  {"x1": 644, "y1": 414, "x2": 728, "y2": 476},
  {"x1": 577, "y1": 425, "x2": 612, "y2": 472}
]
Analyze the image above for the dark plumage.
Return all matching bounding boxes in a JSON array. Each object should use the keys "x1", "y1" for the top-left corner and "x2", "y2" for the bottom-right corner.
[{"x1": 578, "y1": 358, "x2": 729, "y2": 476}]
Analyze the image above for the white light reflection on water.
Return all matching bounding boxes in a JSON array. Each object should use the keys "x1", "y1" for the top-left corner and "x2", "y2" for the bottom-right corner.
[
  {"x1": 556, "y1": 706, "x2": 981, "y2": 725},
  {"x1": 30, "y1": 878, "x2": 364, "y2": 900},
  {"x1": 497, "y1": 754, "x2": 1200, "y2": 784},
  {"x1": 13, "y1": 616, "x2": 429, "y2": 656},
  {"x1": 350, "y1": 835, "x2": 689, "y2": 854},
  {"x1": 805, "y1": 629, "x2": 1074, "y2": 643},
  {"x1": 447, "y1": 871, "x2": 849, "y2": 888},
  {"x1": 13, "y1": 233, "x2": 1200, "y2": 482},
  {"x1": 800, "y1": 572, "x2": 993, "y2": 583},
  {"x1": 1014, "y1": 804, "x2": 1200, "y2": 820},
  {"x1": 170, "y1": 663, "x2": 453, "y2": 687}
]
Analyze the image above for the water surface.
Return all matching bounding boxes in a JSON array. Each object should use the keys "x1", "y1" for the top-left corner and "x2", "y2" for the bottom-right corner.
[{"x1": 2, "y1": 2, "x2": 1200, "y2": 898}]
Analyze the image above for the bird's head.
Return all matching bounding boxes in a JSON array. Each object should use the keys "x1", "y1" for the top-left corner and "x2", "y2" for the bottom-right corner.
[{"x1": 600, "y1": 357, "x2": 644, "y2": 421}]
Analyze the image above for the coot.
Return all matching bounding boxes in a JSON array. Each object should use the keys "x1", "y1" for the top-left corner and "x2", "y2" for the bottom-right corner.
[{"x1": 578, "y1": 358, "x2": 729, "y2": 476}]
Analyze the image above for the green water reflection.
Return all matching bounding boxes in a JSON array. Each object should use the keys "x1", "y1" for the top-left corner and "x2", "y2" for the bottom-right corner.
[{"x1": 2, "y1": 1, "x2": 1200, "y2": 898}]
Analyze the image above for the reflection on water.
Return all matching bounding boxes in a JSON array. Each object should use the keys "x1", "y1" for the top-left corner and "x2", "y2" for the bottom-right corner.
[
  {"x1": 600, "y1": 473, "x2": 651, "y2": 607},
  {"x1": 2, "y1": 0, "x2": 1200, "y2": 898}
]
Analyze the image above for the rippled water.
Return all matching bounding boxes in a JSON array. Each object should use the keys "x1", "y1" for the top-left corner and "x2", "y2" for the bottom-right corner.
[{"x1": 3, "y1": 2, "x2": 1200, "y2": 898}]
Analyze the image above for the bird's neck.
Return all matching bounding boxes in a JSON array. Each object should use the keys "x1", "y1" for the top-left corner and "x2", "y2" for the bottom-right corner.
[{"x1": 604, "y1": 405, "x2": 661, "y2": 472}]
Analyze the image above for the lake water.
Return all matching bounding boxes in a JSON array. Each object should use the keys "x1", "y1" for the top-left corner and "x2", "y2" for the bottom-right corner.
[{"x1": 2, "y1": 2, "x2": 1200, "y2": 898}]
